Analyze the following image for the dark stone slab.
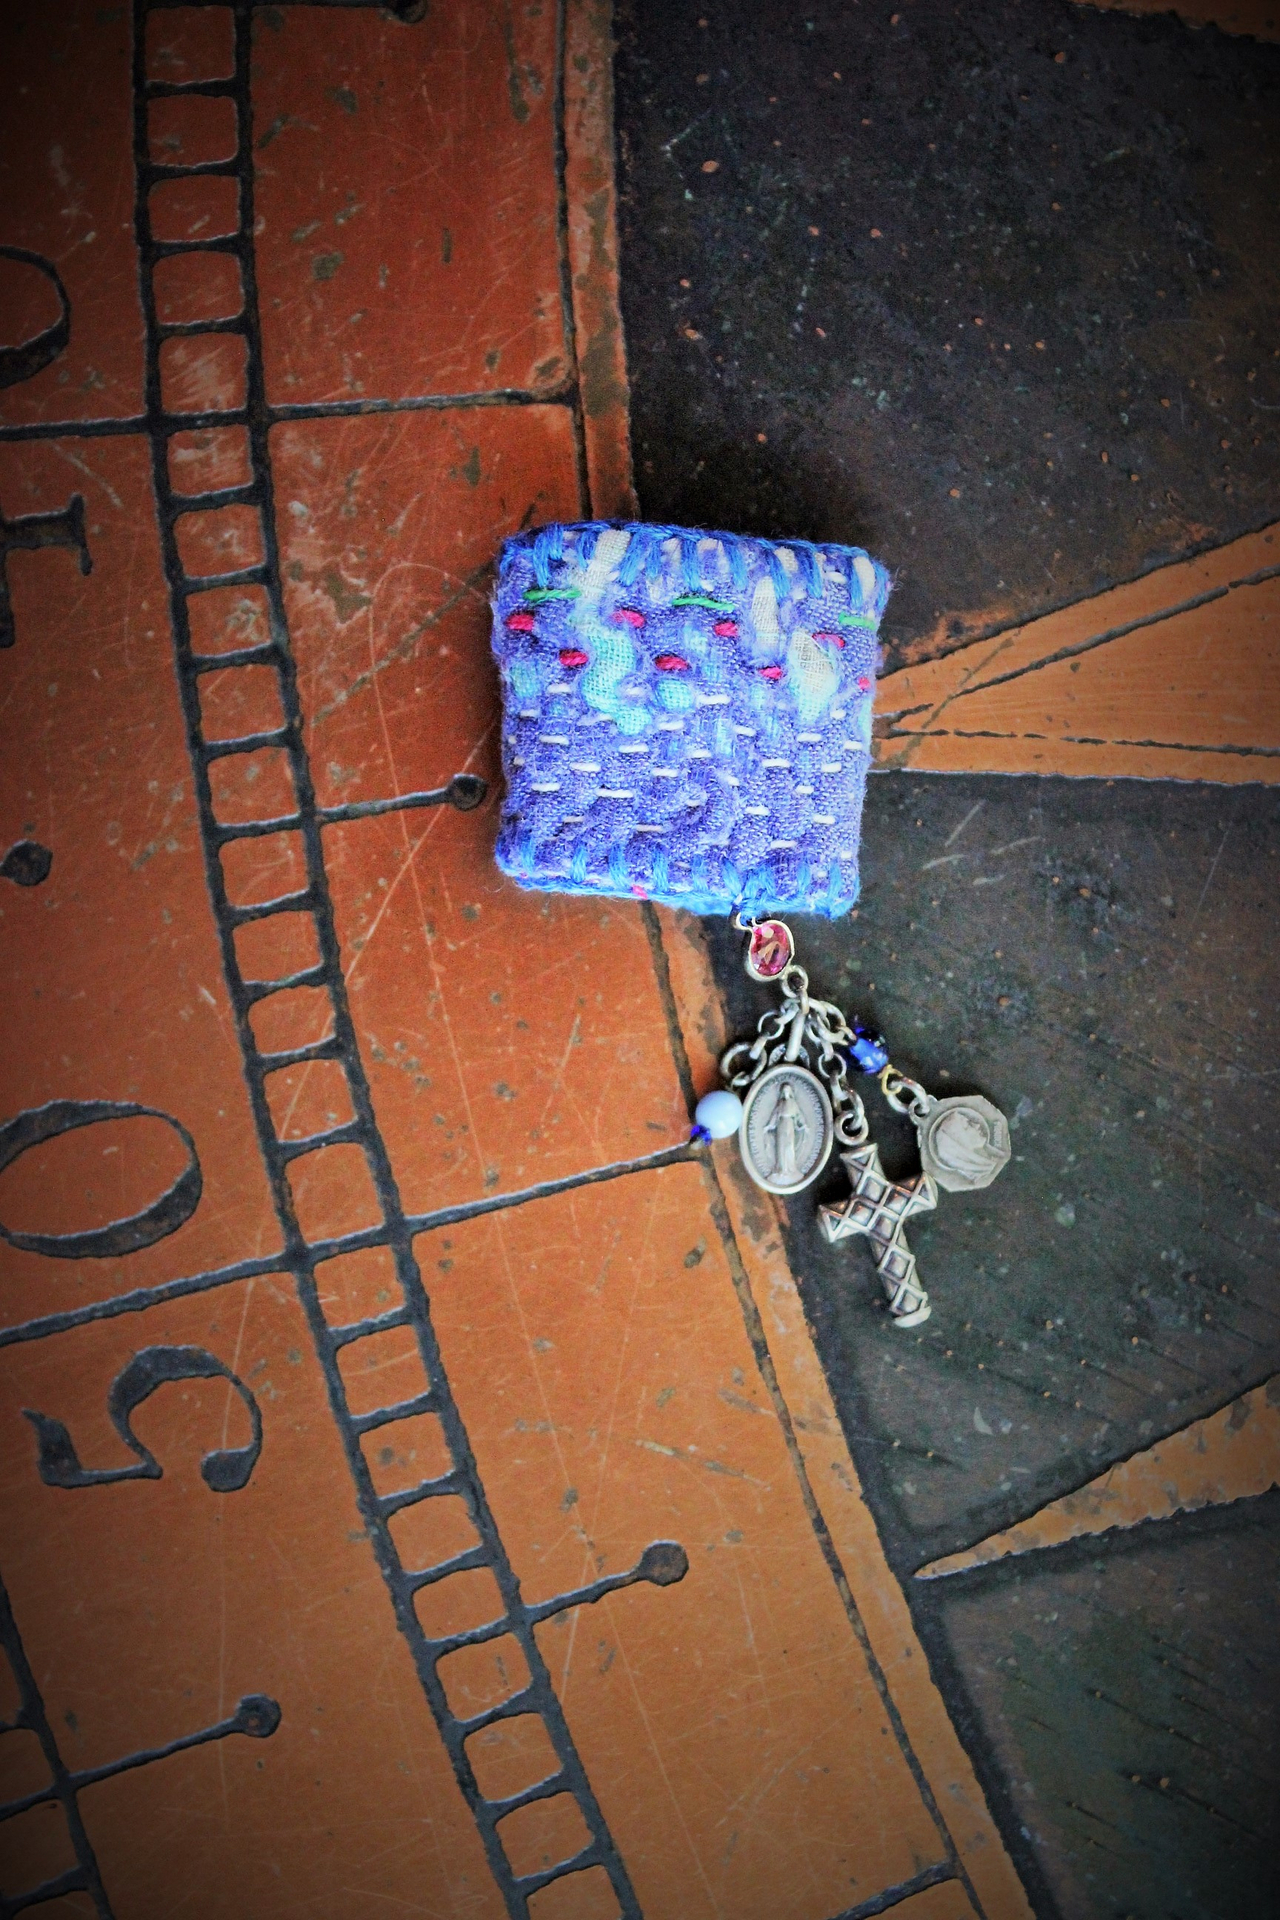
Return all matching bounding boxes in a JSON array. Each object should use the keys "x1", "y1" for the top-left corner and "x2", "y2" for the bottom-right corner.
[
  {"x1": 703, "y1": 773, "x2": 1280, "y2": 1571},
  {"x1": 615, "y1": 0, "x2": 1280, "y2": 662},
  {"x1": 926, "y1": 1497, "x2": 1280, "y2": 1920}
]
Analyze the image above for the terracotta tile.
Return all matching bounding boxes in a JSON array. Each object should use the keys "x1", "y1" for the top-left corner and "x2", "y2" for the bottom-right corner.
[
  {"x1": 153, "y1": 252, "x2": 246, "y2": 331},
  {"x1": 168, "y1": 425, "x2": 254, "y2": 497},
  {"x1": 144, "y1": 6, "x2": 235, "y2": 85},
  {"x1": 876, "y1": 524, "x2": 1280, "y2": 782},
  {"x1": 919, "y1": 1374, "x2": 1280, "y2": 1579},
  {"x1": 189, "y1": 583, "x2": 274, "y2": 660},
  {"x1": 0, "y1": 1282, "x2": 506, "y2": 1920},
  {"x1": 174, "y1": 502, "x2": 265, "y2": 581},
  {"x1": 251, "y1": 3, "x2": 567, "y2": 405},
  {"x1": 438, "y1": 1634, "x2": 534, "y2": 1725},
  {"x1": 0, "y1": 439, "x2": 278, "y2": 1333},
  {"x1": 363, "y1": 1410, "x2": 453, "y2": 1502},
  {"x1": 0, "y1": 1727, "x2": 51, "y2": 1803},
  {"x1": 0, "y1": 1803, "x2": 78, "y2": 1902},
  {"x1": 414, "y1": 1162, "x2": 950, "y2": 1919},
  {"x1": 313, "y1": 1243, "x2": 399, "y2": 1330},
  {"x1": 0, "y1": 3, "x2": 142, "y2": 429},
  {"x1": 246, "y1": 982, "x2": 334, "y2": 1059},
  {"x1": 272, "y1": 407, "x2": 579, "y2": 810},
  {"x1": 265, "y1": 406, "x2": 686, "y2": 1211},
  {"x1": 261, "y1": 1056, "x2": 354, "y2": 1146},
  {"x1": 198, "y1": 659, "x2": 287, "y2": 745},
  {"x1": 206, "y1": 746, "x2": 296, "y2": 828},
  {"x1": 496, "y1": 1792, "x2": 592, "y2": 1881},
  {"x1": 147, "y1": 93, "x2": 238, "y2": 169},
  {"x1": 527, "y1": 1866, "x2": 621, "y2": 1920},
  {"x1": 158, "y1": 332, "x2": 249, "y2": 418},
  {"x1": 285, "y1": 1141, "x2": 384, "y2": 1246},
  {"x1": 335, "y1": 1321, "x2": 428, "y2": 1420},
  {"x1": 147, "y1": 174, "x2": 241, "y2": 248}
]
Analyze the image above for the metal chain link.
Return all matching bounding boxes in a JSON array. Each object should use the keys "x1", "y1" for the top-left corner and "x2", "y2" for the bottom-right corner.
[
  {"x1": 878, "y1": 1065, "x2": 933, "y2": 1121},
  {"x1": 720, "y1": 965, "x2": 868, "y2": 1145}
]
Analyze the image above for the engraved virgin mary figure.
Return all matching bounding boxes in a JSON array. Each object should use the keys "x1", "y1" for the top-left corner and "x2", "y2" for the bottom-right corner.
[{"x1": 764, "y1": 1080, "x2": 808, "y2": 1184}]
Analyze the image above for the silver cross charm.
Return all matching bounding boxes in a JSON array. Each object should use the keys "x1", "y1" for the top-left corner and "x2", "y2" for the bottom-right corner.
[{"x1": 818, "y1": 1142, "x2": 938, "y2": 1327}]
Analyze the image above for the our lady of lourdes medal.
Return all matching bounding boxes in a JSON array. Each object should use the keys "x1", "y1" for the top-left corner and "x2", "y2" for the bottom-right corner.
[{"x1": 695, "y1": 916, "x2": 1011, "y2": 1326}]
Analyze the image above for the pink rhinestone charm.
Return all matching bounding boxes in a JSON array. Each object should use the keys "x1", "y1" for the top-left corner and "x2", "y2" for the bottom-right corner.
[{"x1": 745, "y1": 919, "x2": 794, "y2": 982}]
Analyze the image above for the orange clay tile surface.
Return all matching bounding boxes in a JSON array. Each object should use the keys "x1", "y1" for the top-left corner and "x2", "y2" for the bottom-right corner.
[
  {"x1": 917, "y1": 1373, "x2": 1280, "y2": 1580},
  {"x1": 0, "y1": 4, "x2": 1032, "y2": 1918},
  {"x1": 874, "y1": 523, "x2": 1280, "y2": 783},
  {"x1": 251, "y1": 4, "x2": 569, "y2": 406}
]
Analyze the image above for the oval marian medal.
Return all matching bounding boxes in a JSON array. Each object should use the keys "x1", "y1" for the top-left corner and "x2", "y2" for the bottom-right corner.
[{"x1": 738, "y1": 1063, "x2": 834, "y2": 1195}]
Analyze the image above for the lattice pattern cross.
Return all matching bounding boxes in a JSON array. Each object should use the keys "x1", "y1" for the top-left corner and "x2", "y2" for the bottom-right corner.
[{"x1": 819, "y1": 1143, "x2": 938, "y2": 1324}]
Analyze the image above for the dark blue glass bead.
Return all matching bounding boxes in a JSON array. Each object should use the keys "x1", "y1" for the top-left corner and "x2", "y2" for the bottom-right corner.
[{"x1": 847, "y1": 1027, "x2": 889, "y2": 1074}]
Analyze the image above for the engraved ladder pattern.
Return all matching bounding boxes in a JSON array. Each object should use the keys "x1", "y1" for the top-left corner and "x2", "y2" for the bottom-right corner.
[{"x1": 129, "y1": 5, "x2": 655, "y2": 1913}]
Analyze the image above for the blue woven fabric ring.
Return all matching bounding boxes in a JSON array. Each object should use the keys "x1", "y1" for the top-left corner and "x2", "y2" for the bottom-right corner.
[{"x1": 490, "y1": 520, "x2": 890, "y2": 920}]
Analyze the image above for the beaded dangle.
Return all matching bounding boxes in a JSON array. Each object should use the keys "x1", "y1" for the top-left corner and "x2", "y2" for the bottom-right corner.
[{"x1": 695, "y1": 916, "x2": 1011, "y2": 1326}]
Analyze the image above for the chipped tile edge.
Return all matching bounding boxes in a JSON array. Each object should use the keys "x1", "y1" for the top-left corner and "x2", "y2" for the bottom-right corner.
[{"x1": 563, "y1": 0, "x2": 639, "y2": 521}]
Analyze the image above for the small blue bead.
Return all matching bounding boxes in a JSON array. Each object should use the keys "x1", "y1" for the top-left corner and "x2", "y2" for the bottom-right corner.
[{"x1": 848, "y1": 1029, "x2": 889, "y2": 1074}]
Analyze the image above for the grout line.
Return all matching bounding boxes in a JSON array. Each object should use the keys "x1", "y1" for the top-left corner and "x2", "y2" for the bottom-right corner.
[
  {"x1": 400, "y1": 1141, "x2": 697, "y2": 1237},
  {"x1": 0, "y1": 1251, "x2": 291, "y2": 1351},
  {"x1": 553, "y1": 0, "x2": 591, "y2": 515},
  {"x1": 829, "y1": 1862, "x2": 957, "y2": 1920},
  {"x1": 0, "y1": 1141, "x2": 699, "y2": 1347},
  {"x1": 0, "y1": 390, "x2": 575, "y2": 446}
]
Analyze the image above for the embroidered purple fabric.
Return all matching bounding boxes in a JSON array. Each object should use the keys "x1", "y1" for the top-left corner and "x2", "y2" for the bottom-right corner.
[{"x1": 490, "y1": 521, "x2": 890, "y2": 919}]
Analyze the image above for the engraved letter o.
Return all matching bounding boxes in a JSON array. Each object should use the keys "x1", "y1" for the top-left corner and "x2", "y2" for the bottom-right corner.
[{"x1": 0, "y1": 1100, "x2": 202, "y2": 1259}]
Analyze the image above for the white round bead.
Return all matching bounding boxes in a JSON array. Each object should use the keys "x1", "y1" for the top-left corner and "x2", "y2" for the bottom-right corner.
[{"x1": 695, "y1": 1089, "x2": 744, "y2": 1140}]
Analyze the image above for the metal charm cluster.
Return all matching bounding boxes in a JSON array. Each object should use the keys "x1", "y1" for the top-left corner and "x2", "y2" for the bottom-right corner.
[{"x1": 697, "y1": 918, "x2": 1011, "y2": 1328}]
